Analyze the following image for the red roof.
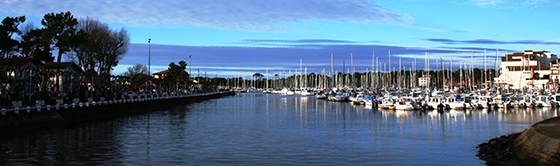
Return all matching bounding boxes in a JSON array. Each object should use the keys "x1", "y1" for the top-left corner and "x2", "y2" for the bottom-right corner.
[
  {"x1": 153, "y1": 70, "x2": 170, "y2": 75},
  {"x1": 152, "y1": 70, "x2": 189, "y2": 75}
]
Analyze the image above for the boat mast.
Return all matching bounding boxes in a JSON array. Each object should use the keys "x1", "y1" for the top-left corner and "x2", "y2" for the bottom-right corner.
[
  {"x1": 376, "y1": 57, "x2": 379, "y2": 88},
  {"x1": 343, "y1": 59, "x2": 345, "y2": 88},
  {"x1": 449, "y1": 59, "x2": 452, "y2": 87},
  {"x1": 398, "y1": 57, "x2": 401, "y2": 88},
  {"x1": 300, "y1": 59, "x2": 302, "y2": 89},
  {"x1": 494, "y1": 47, "x2": 499, "y2": 88},
  {"x1": 372, "y1": 48, "x2": 375, "y2": 89},
  {"x1": 484, "y1": 49, "x2": 487, "y2": 88},
  {"x1": 351, "y1": 52, "x2": 353, "y2": 88},
  {"x1": 388, "y1": 49, "x2": 391, "y2": 88},
  {"x1": 331, "y1": 52, "x2": 334, "y2": 88}
]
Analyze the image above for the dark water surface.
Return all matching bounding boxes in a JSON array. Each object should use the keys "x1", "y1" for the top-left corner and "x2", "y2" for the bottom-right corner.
[{"x1": 1, "y1": 93, "x2": 558, "y2": 165}]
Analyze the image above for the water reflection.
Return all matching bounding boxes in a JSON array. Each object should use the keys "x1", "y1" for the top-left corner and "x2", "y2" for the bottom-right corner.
[{"x1": 1, "y1": 92, "x2": 559, "y2": 165}]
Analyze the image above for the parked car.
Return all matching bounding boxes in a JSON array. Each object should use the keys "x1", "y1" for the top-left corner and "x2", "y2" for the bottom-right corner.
[
  {"x1": 49, "y1": 91, "x2": 68, "y2": 100},
  {"x1": 127, "y1": 91, "x2": 137, "y2": 99}
]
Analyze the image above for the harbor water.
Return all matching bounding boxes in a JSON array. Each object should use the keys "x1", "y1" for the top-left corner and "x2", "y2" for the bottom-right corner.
[{"x1": 0, "y1": 92, "x2": 558, "y2": 165}]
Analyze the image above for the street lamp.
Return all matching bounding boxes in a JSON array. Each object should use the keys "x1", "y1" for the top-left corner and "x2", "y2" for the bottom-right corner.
[
  {"x1": 189, "y1": 55, "x2": 192, "y2": 80},
  {"x1": 189, "y1": 55, "x2": 192, "y2": 91},
  {"x1": 148, "y1": 38, "x2": 151, "y2": 93},
  {"x1": 148, "y1": 38, "x2": 151, "y2": 75}
]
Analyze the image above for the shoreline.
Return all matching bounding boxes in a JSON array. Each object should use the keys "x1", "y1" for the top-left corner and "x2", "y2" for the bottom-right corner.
[
  {"x1": 0, "y1": 91, "x2": 235, "y2": 135},
  {"x1": 476, "y1": 132, "x2": 521, "y2": 166}
]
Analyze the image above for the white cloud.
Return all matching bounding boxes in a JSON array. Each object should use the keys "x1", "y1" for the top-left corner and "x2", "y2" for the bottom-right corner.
[
  {"x1": 471, "y1": 0, "x2": 505, "y2": 6},
  {"x1": 470, "y1": 0, "x2": 556, "y2": 8},
  {"x1": 0, "y1": 0, "x2": 408, "y2": 31}
]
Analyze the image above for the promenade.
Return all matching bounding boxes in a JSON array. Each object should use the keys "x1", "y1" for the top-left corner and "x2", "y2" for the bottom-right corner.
[
  {"x1": 0, "y1": 91, "x2": 235, "y2": 134},
  {"x1": 514, "y1": 116, "x2": 560, "y2": 166}
]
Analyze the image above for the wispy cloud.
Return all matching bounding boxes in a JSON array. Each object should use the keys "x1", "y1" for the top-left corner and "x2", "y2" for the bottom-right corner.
[
  {"x1": 471, "y1": 0, "x2": 506, "y2": 6},
  {"x1": 470, "y1": 0, "x2": 556, "y2": 8},
  {"x1": 244, "y1": 39, "x2": 357, "y2": 44},
  {"x1": 116, "y1": 40, "x2": 506, "y2": 77},
  {"x1": 1, "y1": 0, "x2": 408, "y2": 31},
  {"x1": 426, "y1": 38, "x2": 560, "y2": 45}
]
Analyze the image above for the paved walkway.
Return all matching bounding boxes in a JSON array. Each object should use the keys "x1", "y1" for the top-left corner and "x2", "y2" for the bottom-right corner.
[
  {"x1": 514, "y1": 116, "x2": 560, "y2": 166},
  {"x1": 536, "y1": 117, "x2": 560, "y2": 138}
]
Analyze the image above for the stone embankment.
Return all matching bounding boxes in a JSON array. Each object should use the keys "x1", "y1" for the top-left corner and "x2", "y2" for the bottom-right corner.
[
  {"x1": 513, "y1": 117, "x2": 560, "y2": 166},
  {"x1": 477, "y1": 116, "x2": 560, "y2": 166},
  {"x1": 0, "y1": 91, "x2": 235, "y2": 135},
  {"x1": 476, "y1": 133, "x2": 521, "y2": 166}
]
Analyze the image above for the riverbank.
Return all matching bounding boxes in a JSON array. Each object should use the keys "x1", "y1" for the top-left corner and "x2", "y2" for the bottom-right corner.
[{"x1": 0, "y1": 91, "x2": 235, "y2": 135}]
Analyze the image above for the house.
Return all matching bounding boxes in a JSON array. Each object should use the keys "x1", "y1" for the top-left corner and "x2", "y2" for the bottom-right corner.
[
  {"x1": 152, "y1": 70, "x2": 189, "y2": 80},
  {"x1": 0, "y1": 57, "x2": 45, "y2": 69},
  {"x1": 152, "y1": 69, "x2": 192, "y2": 91},
  {"x1": 44, "y1": 62, "x2": 84, "y2": 73},
  {"x1": 418, "y1": 75, "x2": 432, "y2": 87},
  {"x1": 0, "y1": 57, "x2": 46, "y2": 97},
  {"x1": 44, "y1": 62, "x2": 84, "y2": 92},
  {"x1": 494, "y1": 50, "x2": 557, "y2": 89}
]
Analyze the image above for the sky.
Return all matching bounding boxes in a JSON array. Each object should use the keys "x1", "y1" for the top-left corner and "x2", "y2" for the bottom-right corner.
[{"x1": 2, "y1": 0, "x2": 560, "y2": 78}]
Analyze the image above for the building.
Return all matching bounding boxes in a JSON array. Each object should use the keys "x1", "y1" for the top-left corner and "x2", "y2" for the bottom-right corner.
[
  {"x1": 0, "y1": 58, "x2": 84, "y2": 97},
  {"x1": 495, "y1": 50, "x2": 557, "y2": 89},
  {"x1": 44, "y1": 62, "x2": 84, "y2": 91},
  {"x1": 152, "y1": 70, "x2": 189, "y2": 80},
  {"x1": 44, "y1": 62, "x2": 84, "y2": 73},
  {"x1": 0, "y1": 57, "x2": 45, "y2": 69},
  {"x1": 418, "y1": 75, "x2": 431, "y2": 87}
]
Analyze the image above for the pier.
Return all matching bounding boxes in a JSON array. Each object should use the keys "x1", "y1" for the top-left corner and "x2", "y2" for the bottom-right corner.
[{"x1": 0, "y1": 91, "x2": 235, "y2": 135}]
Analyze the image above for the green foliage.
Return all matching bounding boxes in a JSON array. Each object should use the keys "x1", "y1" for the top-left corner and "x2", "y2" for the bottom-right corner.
[
  {"x1": 253, "y1": 73, "x2": 263, "y2": 80},
  {"x1": 41, "y1": 11, "x2": 79, "y2": 63},
  {"x1": 532, "y1": 72, "x2": 540, "y2": 80},
  {"x1": 165, "y1": 61, "x2": 188, "y2": 82},
  {"x1": 124, "y1": 63, "x2": 149, "y2": 76},
  {"x1": 163, "y1": 61, "x2": 189, "y2": 91},
  {"x1": 20, "y1": 28, "x2": 54, "y2": 61},
  {"x1": 0, "y1": 16, "x2": 26, "y2": 57}
]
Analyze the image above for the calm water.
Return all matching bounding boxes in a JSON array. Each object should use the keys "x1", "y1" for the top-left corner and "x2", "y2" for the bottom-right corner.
[{"x1": 1, "y1": 93, "x2": 558, "y2": 165}]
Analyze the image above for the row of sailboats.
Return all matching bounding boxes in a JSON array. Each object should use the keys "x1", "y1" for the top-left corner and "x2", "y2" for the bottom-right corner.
[{"x1": 261, "y1": 48, "x2": 560, "y2": 110}]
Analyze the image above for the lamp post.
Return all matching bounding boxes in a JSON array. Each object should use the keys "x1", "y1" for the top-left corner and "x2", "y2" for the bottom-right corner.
[
  {"x1": 148, "y1": 38, "x2": 151, "y2": 93},
  {"x1": 148, "y1": 38, "x2": 151, "y2": 75},
  {"x1": 189, "y1": 55, "x2": 192, "y2": 91}
]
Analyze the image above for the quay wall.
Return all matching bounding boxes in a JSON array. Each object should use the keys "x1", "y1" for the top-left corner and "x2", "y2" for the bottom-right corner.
[
  {"x1": 513, "y1": 117, "x2": 560, "y2": 166},
  {"x1": 0, "y1": 91, "x2": 235, "y2": 134}
]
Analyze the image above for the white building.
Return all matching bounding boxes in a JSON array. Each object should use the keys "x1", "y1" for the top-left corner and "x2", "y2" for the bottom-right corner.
[
  {"x1": 495, "y1": 50, "x2": 557, "y2": 89},
  {"x1": 418, "y1": 75, "x2": 431, "y2": 87}
]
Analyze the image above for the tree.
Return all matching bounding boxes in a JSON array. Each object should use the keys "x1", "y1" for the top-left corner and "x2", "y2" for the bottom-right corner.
[
  {"x1": 0, "y1": 16, "x2": 26, "y2": 57},
  {"x1": 69, "y1": 17, "x2": 129, "y2": 76},
  {"x1": 252, "y1": 73, "x2": 264, "y2": 88},
  {"x1": 19, "y1": 23, "x2": 54, "y2": 61},
  {"x1": 41, "y1": 11, "x2": 79, "y2": 64},
  {"x1": 123, "y1": 63, "x2": 149, "y2": 76},
  {"x1": 164, "y1": 61, "x2": 188, "y2": 91},
  {"x1": 253, "y1": 73, "x2": 264, "y2": 80},
  {"x1": 532, "y1": 72, "x2": 540, "y2": 80}
]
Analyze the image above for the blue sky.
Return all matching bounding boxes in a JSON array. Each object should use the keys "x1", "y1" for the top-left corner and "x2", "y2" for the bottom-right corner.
[{"x1": 2, "y1": 0, "x2": 560, "y2": 78}]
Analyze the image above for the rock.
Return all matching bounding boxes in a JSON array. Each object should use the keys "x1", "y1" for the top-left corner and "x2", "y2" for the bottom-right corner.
[{"x1": 476, "y1": 132, "x2": 522, "y2": 166}]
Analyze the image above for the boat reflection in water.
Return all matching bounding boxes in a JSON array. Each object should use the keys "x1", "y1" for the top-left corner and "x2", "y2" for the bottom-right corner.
[{"x1": 1, "y1": 92, "x2": 558, "y2": 165}]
